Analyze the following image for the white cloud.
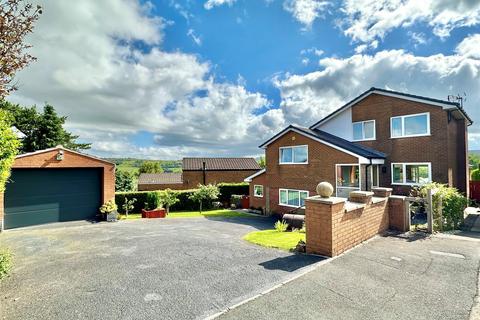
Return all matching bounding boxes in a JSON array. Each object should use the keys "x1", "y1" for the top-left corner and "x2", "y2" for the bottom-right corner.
[
  {"x1": 187, "y1": 29, "x2": 202, "y2": 46},
  {"x1": 204, "y1": 0, "x2": 237, "y2": 10},
  {"x1": 9, "y1": 0, "x2": 282, "y2": 158},
  {"x1": 341, "y1": 0, "x2": 480, "y2": 42},
  {"x1": 275, "y1": 40, "x2": 480, "y2": 148},
  {"x1": 283, "y1": 0, "x2": 330, "y2": 28}
]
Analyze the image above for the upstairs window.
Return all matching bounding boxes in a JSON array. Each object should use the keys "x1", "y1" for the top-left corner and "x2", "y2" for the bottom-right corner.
[
  {"x1": 353, "y1": 120, "x2": 375, "y2": 141},
  {"x1": 391, "y1": 113, "x2": 430, "y2": 138},
  {"x1": 279, "y1": 145, "x2": 308, "y2": 164}
]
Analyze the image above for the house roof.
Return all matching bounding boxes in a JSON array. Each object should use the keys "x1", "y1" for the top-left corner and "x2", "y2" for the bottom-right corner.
[
  {"x1": 259, "y1": 125, "x2": 386, "y2": 161},
  {"x1": 182, "y1": 157, "x2": 261, "y2": 171},
  {"x1": 310, "y1": 87, "x2": 473, "y2": 129},
  {"x1": 138, "y1": 173, "x2": 183, "y2": 185}
]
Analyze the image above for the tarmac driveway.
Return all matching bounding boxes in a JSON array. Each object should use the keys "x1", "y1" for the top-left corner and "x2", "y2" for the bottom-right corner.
[{"x1": 0, "y1": 216, "x2": 321, "y2": 320}]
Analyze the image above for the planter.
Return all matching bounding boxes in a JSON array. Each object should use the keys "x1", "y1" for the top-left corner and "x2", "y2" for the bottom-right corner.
[
  {"x1": 142, "y1": 208, "x2": 166, "y2": 219},
  {"x1": 106, "y1": 211, "x2": 118, "y2": 222}
]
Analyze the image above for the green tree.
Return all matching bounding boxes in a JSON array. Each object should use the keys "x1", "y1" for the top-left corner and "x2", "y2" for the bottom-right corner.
[
  {"x1": 0, "y1": 0, "x2": 42, "y2": 98},
  {"x1": 189, "y1": 184, "x2": 220, "y2": 214},
  {"x1": 139, "y1": 161, "x2": 163, "y2": 174},
  {"x1": 258, "y1": 156, "x2": 266, "y2": 169},
  {"x1": 0, "y1": 101, "x2": 90, "y2": 152},
  {"x1": 158, "y1": 189, "x2": 179, "y2": 214},
  {"x1": 115, "y1": 170, "x2": 136, "y2": 192},
  {"x1": 0, "y1": 110, "x2": 20, "y2": 192}
]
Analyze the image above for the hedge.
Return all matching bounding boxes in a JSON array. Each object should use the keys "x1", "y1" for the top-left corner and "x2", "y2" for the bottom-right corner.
[
  {"x1": 217, "y1": 182, "x2": 249, "y2": 204},
  {"x1": 115, "y1": 189, "x2": 213, "y2": 213}
]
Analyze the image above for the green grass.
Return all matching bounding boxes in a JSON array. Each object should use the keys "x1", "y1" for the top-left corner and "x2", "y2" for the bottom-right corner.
[
  {"x1": 243, "y1": 230, "x2": 305, "y2": 251},
  {"x1": 117, "y1": 209, "x2": 253, "y2": 220},
  {"x1": 167, "y1": 209, "x2": 252, "y2": 219},
  {"x1": 118, "y1": 213, "x2": 142, "y2": 220}
]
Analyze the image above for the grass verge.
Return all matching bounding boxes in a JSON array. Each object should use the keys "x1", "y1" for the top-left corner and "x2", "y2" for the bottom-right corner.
[
  {"x1": 0, "y1": 248, "x2": 13, "y2": 280},
  {"x1": 243, "y1": 230, "x2": 305, "y2": 251}
]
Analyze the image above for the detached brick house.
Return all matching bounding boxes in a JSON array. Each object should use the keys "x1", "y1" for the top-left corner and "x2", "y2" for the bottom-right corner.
[
  {"x1": 246, "y1": 88, "x2": 472, "y2": 214},
  {"x1": 138, "y1": 157, "x2": 261, "y2": 191}
]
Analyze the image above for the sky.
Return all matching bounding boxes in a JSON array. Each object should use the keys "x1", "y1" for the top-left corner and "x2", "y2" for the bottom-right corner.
[{"x1": 8, "y1": 0, "x2": 480, "y2": 159}]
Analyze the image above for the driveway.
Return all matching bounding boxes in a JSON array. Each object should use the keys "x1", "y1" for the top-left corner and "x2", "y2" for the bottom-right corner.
[
  {"x1": 0, "y1": 216, "x2": 321, "y2": 320},
  {"x1": 218, "y1": 233, "x2": 480, "y2": 320}
]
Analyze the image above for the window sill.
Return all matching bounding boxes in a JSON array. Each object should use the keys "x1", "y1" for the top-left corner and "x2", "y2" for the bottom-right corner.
[
  {"x1": 391, "y1": 182, "x2": 430, "y2": 186},
  {"x1": 254, "y1": 195, "x2": 263, "y2": 198},
  {"x1": 279, "y1": 162, "x2": 309, "y2": 165},
  {"x1": 352, "y1": 138, "x2": 376, "y2": 142},
  {"x1": 278, "y1": 203, "x2": 305, "y2": 208},
  {"x1": 390, "y1": 134, "x2": 431, "y2": 139}
]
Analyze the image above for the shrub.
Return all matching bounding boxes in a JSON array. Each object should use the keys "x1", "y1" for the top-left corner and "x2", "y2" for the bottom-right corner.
[
  {"x1": 274, "y1": 220, "x2": 288, "y2": 232},
  {"x1": 230, "y1": 194, "x2": 243, "y2": 208},
  {"x1": 115, "y1": 170, "x2": 136, "y2": 192},
  {"x1": 217, "y1": 182, "x2": 249, "y2": 204},
  {"x1": 412, "y1": 182, "x2": 469, "y2": 231},
  {"x1": 0, "y1": 110, "x2": 20, "y2": 193},
  {"x1": 99, "y1": 200, "x2": 117, "y2": 214},
  {"x1": 115, "y1": 189, "x2": 215, "y2": 213},
  {"x1": 189, "y1": 184, "x2": 220, "y2": 213},
  {"x1": 0, "y1": 249, "x2": 13, "y2": 280},
  {"x1": 157, "y1": 189, "x2": 179, "y2": 213},
  {"x1": 471, "y1": 166, "x2": 480, "y2": 181}
]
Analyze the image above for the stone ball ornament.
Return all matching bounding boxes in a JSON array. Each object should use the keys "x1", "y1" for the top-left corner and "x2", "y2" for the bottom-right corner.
[{"x1": 316, "y1": 181, "x2": 334, "y2": 198}]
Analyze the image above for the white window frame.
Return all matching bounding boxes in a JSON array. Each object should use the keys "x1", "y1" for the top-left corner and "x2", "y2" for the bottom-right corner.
[
  {"x1": 371, "y1": 165, "x2": 379, "y2": 187},
  {"x1": 391, "y1": 162, "x2": 432, "y2": 186},
  {"x1": 253, "y1": 185, "x2": 264, "y2": 198},
  {"x1": 390, "y1": 112, "x2": 430, "y2": 139},
  {"x1": 279, "y1": 145, "x2": 308, "y2": 165},
  {"x1": 352, "y1": 120, "x2": 376, "y2": 141},
  {"x1": 278, "y1": 188, "x2": 309, "y2": 208},
  {"x1": 335, "y1": 164, "x2": 361, "y2": 196}
]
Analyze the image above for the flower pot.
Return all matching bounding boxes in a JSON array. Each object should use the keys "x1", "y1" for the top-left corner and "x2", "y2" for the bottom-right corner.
[
  {"x1": 106, "y1": 211, "x2": 118, "y2": 222},
  {"x1": 141, "y1": 208, "x2": 166, "y2": 218}
]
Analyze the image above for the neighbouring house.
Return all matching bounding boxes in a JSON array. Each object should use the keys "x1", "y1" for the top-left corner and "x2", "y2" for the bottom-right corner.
[
  {"x1": 246, "y1": 87, "x2": 472, "y2": 215},
  {"x1": 0, "y1": 146, "x2": 115, "y2": 230},
  {"x1": 137, "y1": 157, "x2": 261, "y2": 191}
]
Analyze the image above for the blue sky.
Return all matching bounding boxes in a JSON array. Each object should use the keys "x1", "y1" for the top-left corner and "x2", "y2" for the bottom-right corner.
[{"x1": 9, "y1": 0, "x2": 480, "y2": 158}]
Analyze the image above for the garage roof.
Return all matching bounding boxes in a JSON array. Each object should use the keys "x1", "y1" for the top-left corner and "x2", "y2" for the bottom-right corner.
[{"x1": 15, "y1": 146, "x2": 115, "y2": 165}]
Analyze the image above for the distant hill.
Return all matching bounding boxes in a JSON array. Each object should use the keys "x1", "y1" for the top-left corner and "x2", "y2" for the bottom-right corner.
[
  {"x1": 104, "y1": 158, "x2": 182, "y2": 174},
  {"x1": 470, "y1": 150, "x2": 480, "y2": 155}
]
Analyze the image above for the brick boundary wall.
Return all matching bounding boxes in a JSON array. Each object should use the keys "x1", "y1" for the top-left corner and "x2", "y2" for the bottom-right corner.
[{"x1": 306, "y1": 187, "x2": 410, "y2": 257}]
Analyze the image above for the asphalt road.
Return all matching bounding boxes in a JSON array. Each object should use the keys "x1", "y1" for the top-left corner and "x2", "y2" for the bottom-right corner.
[
  {"x1": 0, "y1": 216, "x2": 321, "y2": 320},
  {"x1": 219, "y1": 233, "x2": 480, "y2": 320}
]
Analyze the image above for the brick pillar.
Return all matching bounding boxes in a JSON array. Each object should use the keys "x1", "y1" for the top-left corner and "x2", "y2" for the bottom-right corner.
[
  {"x1": 388, "y1": 195, "x2": 408, "y2": 232},
  {"x1": 305, "y1": 196, "x2": 346, "y2": 257},
  {"x1": 0, "y1": 192, "x2": 4, "y2": 231},
  {"x1": 372, "y1": 187, "x2": 392, "y2": 198}
]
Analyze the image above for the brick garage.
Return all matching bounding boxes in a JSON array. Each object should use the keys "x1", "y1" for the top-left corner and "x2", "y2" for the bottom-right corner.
[{"x1": 0, "y1": 146, "x2": 115, "y2": 230}]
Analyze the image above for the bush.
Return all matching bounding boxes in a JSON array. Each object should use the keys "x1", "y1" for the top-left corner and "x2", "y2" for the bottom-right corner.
[
  {"x1": 115, "y1": 170, "x2": 136, "y2": 192},
  {"x1": 115, "y1": 189, "x2": 215, "y2": 213},
  {"x1": 274, "y1": 220, "x2": 288, "y2": 232},
  {"x1": 217, "y1": 182, "x2": 249, "y2": 204},
  {"x1": 412, "y1": 182, "x2": 469, "y2": 231},
  {"x1": 230, "y1": 194, "x2": 243, "y2": 208},
  {"x1": 0, "y1": 110, "x2": 20, "y2": 193},
  {"x1": 189, "y1": 184, "x2": 220, "y2": 213},
  {"x1": 0, "y1": 249, "x2": 13, "y2": 280},
  {"x1": 471, "y1": 167, "x2": 480, "y2": 181}
]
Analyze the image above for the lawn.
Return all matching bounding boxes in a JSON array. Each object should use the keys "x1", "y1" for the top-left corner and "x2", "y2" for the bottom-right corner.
[
  {"x1": 118, "y1": 209, "x2": 253, "y2": 220},
  {"x1": 243, "y1": 230, "x2": 305, "y2": 251}
]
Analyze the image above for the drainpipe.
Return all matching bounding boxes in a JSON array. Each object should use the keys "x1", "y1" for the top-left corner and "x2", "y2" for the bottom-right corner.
[{"x1": 202, "y1": 161, "x2": 206, "y2": 185}]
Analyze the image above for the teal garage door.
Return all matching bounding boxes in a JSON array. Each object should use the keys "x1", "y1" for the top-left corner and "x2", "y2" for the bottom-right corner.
[{"x1": 4, "y1": 168, "x2": 102, "y2": 229}]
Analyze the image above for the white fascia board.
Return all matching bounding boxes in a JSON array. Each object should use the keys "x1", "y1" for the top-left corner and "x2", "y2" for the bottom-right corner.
[{"x1": 244, "y1": 169, "x2": 266, "y2": 182}]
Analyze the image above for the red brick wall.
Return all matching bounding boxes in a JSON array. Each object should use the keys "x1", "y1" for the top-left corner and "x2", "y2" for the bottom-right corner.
[
  {"x1": 249, "y1": 172, "x2": 266, "y2": 210},
  {"x1": 306, "y1": 193, "x2": 390, "y2": 257},
  {"x1": 388, "y1": 196, "x2": 408, "y2": 232},
  {"x1": 12, "y1": 149, "x2": 115, "y2": 204},
  {"x1": 351, "y1": 93, "x2": 465, "y2": 195},
  {"x1": 264, "y1": 130, "x2": 357, "y2": 214}
]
